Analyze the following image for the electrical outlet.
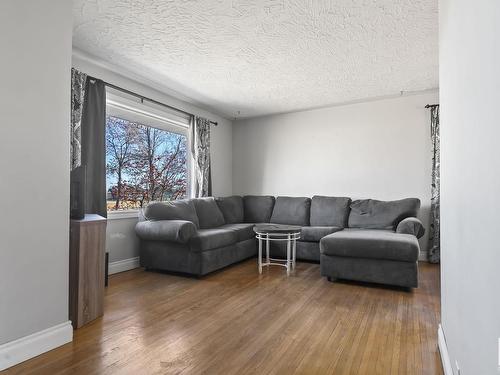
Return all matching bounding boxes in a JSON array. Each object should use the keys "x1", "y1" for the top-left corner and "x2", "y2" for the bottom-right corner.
[{"x1": 455, "y1": 360, "x2": 461, "y2": 375}]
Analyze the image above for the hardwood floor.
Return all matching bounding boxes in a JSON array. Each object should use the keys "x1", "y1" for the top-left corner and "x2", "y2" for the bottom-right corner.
[{"x1": 5, "y1": 260, "x2": 442, "y2": 375}]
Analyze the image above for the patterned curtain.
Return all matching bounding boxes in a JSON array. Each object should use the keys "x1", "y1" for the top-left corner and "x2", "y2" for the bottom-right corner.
[
  {"x1": 71, "y1": 68, "x2": 87, "y2": 171},
  {"x1": 192, "y1": 116, "x2": 212, "y2": 197},
  {"x1": 428, "y1": 106, "x2": 440, "y2": 263}
]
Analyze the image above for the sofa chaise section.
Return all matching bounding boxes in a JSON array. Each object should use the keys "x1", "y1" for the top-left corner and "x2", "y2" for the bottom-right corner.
[{"x1": 320, "y1": 198, "x2": 424, "y2": 288}]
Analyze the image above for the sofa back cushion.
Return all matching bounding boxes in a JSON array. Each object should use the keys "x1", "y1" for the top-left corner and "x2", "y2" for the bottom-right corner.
[
  {"x1": 310, "y1": 196, "x2": 351, "y2": 227},
  {"x1": 243, "y1": 195, "x2": 275, "y2": 223},
  {"x1": 348, "y1": 198, "x2": 421, "y2": 229},
  {"x1": 143, "y1": 200, "x2": 200, "y2": 228},
  {"x1": 270, "y1": 196, "x2": 311, "y2": 226},
  {"x1": 215, "y1": 196, "x2": 244, "y2": 224},
  {"x1": 192, "y1": 197, "x2": 226, "y2": 229}
]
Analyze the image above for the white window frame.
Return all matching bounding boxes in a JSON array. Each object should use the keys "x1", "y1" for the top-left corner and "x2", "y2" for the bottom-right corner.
[{"x1": 105, "y1": 89, "x2": 192, "y2": 220}]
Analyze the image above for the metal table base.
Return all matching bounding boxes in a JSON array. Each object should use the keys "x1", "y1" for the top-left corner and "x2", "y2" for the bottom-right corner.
[{"x1": 255, "y1": 231, "x2": 300, "y2": 276}]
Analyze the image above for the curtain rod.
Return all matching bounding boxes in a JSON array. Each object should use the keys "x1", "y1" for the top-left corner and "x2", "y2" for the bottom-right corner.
[
  {"x1": 425, "y1": 104, "x2": 440, "y2": 108},
  {"x1": 91, "y1": 77, "x2": 218, "y2": 126}
]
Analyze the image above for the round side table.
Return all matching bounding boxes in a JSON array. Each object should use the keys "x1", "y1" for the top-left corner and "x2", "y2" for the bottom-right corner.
[{"x1": 253, "y1": 224, "x2": 302, "y2": 276}]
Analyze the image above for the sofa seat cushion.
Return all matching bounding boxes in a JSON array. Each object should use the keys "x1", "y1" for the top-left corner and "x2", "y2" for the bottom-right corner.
[
  {"x1": 348, "y1": 198, "x2": 420, "y2": 230},
  {"x1": 270, "y1": 196, "x2": 311, "y2": 226},
  {"x1": 300, "y1": 226, "x2": 343, "y2": 242},
  {"x1": 219, "y1": 223, "x2": 256, "y2": 242},
  {"x1": 192, "y1": 197, "x2": 226, "y2": 229},
  {"x1": 310, "y1": 196, "x2": 351, "y2": 227},
  {"x1": 243, "y1": 195, "x2": 275, "y2": 223},
  {"x1": 216, "y1": 196, "x2": 244, "y2": 223},
  {"x1": 320, "y1": 229, "x2": 419, "y2": 262},
  {"x1": 189, "y1": 228, "x2": 237, "y2": 252}
]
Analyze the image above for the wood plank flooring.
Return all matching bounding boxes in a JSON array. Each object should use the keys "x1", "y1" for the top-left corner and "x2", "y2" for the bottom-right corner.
[{"x1": 5, "y1": 260, "x2": 442, "y2": 375}]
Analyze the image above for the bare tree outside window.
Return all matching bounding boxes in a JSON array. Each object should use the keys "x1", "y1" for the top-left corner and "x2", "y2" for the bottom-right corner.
[{"x1": 106, "y1": 115, "x2": 187, "y2": 211}]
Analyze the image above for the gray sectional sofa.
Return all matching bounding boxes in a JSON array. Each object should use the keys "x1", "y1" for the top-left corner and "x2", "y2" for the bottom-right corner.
[{"x1": 135, "y1": 195, "x2": 425, "y2": 287}]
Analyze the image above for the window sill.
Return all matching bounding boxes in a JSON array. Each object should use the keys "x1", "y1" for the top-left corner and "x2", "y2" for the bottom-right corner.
[{"x1": 107, "y1": 210, "x2": 140, "y2": 220}]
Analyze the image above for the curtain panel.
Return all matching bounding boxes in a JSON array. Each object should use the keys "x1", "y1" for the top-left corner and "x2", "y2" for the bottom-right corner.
[
  {"x1": 81, "y1": 77, "x2": 107, "y2": 217},
  {"x1": 191, "y1": 116, "x2": 212, "y2": 197},
  {"x1": 70, "y1": 69, "x2": 107, "y2": 218},
  {"x1": 428, "y1": 106, "x2": 440, "y2": 263}
]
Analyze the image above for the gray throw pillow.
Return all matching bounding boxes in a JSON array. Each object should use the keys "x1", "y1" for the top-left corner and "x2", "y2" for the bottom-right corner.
[
  {"x1": 192, "y1": 197, "x2": 226, "y2": 229},
  {"x1": 215, "y1": 196, "x2": 244, "y2": 224},
  {"x1": 143, "y1": 200, "x2": 200, "y2": 228}
]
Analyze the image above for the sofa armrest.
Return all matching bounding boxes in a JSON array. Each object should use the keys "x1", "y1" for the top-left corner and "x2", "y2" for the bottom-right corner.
[
  {"x1": 135, "y1": 220, "x2": 197, "y2": 244},
  {"x1": 396, "y1": 217, "x2": 425, "y2": 239}
]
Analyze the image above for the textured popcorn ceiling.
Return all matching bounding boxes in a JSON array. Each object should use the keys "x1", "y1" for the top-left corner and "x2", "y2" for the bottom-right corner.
[{"x1": 73, "y1": 0, "x2": 438, "y2": 118}]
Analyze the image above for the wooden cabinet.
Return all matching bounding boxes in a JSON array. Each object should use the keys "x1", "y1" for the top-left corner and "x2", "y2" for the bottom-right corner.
[{"x1": 69, "y1": 214, "x2": 107, "y2": 329}]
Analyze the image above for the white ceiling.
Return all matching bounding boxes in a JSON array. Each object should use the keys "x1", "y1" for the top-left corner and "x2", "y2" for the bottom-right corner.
[{"x1": 73, "y1": 0, "x2": 438, "y2": 119}]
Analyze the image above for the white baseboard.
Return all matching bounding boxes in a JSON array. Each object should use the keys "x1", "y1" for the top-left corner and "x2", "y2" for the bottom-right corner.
[
  {"x1": 438, "y1": 324, "x2": 454, "y2": 375},
  {"x1": 109, "y1": 256, "x2": 140, "y2": 275},
  {"x1": 419, "y1": 251, "x2": 428, "y2": 262},
  {"x1": 0, "y1": 321, "x2": 73, "y2": 371}
]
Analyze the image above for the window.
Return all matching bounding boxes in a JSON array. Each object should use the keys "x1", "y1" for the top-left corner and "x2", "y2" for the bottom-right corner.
[{"x1": 105, "y1": 90, "x2": 190, "y2": 212}]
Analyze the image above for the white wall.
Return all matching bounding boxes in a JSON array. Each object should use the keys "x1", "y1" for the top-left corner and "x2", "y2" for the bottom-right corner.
[
  {"x1": 0, "y1": 0, "x2": 73, "y2": 358},
  {"x1": 233, "y1": 92, "x2": 438, "y2": 254},
  {"x1": 440, "y1": 0, "x2": 500, "y2": 374},
  {"x1": 72, "y1": 52, "x2": 234, "y2": 265}
]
